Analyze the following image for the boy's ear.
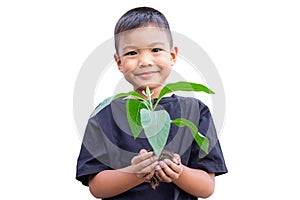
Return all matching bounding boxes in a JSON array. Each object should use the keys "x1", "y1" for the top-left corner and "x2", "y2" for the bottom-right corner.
[
  {"x1": 170, "y1": 46, "x2": 178, "y2": 66},
  {"x1": 114, "y1": 54, "x2": 123, "y2": 72}
]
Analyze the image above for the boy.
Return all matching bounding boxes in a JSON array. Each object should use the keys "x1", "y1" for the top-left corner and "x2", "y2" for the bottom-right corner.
[{"x1": 76, "y1": 7, "x2": 227, "y2": 199}]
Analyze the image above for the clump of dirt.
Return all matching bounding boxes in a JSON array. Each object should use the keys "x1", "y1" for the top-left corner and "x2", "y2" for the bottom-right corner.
[{"x1": 150, "y1": 150, "x2": 176, "y2": 189}]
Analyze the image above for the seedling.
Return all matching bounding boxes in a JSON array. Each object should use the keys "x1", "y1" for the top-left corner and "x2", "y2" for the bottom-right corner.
[{"x1": 91, "y1": 81, "x2": 214, "y2": 157}]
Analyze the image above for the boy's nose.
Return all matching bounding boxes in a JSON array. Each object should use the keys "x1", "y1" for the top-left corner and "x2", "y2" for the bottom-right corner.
[{"x1": 138, "y1": 52, "x2": 154, "y2": 67}]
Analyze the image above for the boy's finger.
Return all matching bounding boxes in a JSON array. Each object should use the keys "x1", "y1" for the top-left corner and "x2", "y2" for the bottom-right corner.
[
  {"x1": 155, "y1": 170, "x2": 172, "y2": 183},
  {"x1": 173, "y1": 153, "x2": 181, "y2": 164},
  {"x1": 139, "y1": 160, "x2": 158, "y2": 173},
  {"x1": 139, "y1": 149, "x2": 148, "y2": 155},
  {"x1": 144, "y1": 171, "x2": 155, "y2": 181},
  {"x1": 164, "y1": 159, "x2": 183, "y2": 174},
  {"x1": 162, "y1": 159, "x2": 182, "y2": 179},
  {"x1": 132, "y1": 156, "x2": 158, "y2": 173},
  {"x1": 131, "y1": 151, "x2": 154, "y2": 164}
]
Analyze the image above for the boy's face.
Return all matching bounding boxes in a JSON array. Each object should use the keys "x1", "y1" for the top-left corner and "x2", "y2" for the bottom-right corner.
[{"x1": 114, "y1": 26, "x2": 178, "y2": 93}]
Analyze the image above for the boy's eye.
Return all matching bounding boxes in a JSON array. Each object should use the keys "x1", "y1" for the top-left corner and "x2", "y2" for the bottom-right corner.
[
  {"x1": 152, "y1": 48, "x2": 162, "y2": 53},
  {"x1": 124, "y1": 51, "x2": 137, "y2": 56}
]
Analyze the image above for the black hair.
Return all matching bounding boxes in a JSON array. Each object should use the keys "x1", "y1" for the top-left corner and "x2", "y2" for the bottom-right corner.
[{"x1": 114, "y1": 7, "x2": 173, "y2": 54}]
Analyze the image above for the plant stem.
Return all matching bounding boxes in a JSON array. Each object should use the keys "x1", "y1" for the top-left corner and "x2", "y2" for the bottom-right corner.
[{"x1": 145, "y1": 86, "x2": 154, "y2": 111}]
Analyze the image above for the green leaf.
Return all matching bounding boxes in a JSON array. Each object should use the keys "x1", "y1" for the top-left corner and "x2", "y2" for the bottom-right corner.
[
  {"x1": 156, "y1": 82, "x2": 215, "y2": 106},
  {"x1": 171, "y1": 118, "x2": 209, "y2": 154},
  {"x1": 140, "y1": 109, "x2": 171, "y2": 157},
  {"x1": 126, "y1": 99, "x2": 147, "y2": 139},
  {"x1": 90, "y1": 96, "x2": 113, "y2": 118},
  {"x1": 113, "y1": 91, "x2": 144, "y2": 100}
]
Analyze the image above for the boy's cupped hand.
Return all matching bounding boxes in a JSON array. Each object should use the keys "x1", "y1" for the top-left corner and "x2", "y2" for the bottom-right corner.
[
  {"x1": 154, "y1": 153, "x2": 183, "y2": 183},
  {"x1": 130, "y1": 149, "x2": 158, "y2": 182}
]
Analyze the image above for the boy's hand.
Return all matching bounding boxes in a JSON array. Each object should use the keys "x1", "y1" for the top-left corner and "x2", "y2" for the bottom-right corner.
[
  {"x1": 130, "y1": 149, "x2": 158, "y2": 182},
  {"x1": 155, "y1": 153, "x2": 183, "y2": 183}
]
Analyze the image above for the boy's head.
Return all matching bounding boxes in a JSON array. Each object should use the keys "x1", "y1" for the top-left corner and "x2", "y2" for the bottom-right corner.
[
  {"x1": 114, "y1": 7, "x2": 173, "y2": 55},
  {"x1": 114, "y1": 7, "x2": 178, "y2": 94}
]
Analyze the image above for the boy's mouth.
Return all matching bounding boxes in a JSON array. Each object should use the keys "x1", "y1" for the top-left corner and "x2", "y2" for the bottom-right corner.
[{"x1": 135, "y1": 71, "x2": 159, "y2": 79}]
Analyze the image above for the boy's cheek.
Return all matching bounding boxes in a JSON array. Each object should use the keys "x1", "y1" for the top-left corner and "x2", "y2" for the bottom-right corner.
[{"x1": 120, "y1": 61, "x2": 136, "y2": 72}]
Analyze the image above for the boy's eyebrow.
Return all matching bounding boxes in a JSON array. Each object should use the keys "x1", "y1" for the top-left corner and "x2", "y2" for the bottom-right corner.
[{"x1": 120, "y1": 41, "x2": 168, "y2": 52}]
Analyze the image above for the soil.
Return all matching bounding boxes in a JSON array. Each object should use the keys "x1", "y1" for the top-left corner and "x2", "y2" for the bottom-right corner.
[{"x1": 150, "y1": 150, "x2": 176, "y2": 189}]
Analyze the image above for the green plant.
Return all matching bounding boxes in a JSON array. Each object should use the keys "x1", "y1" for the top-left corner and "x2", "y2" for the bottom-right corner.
[{"x1": 91, "y1": 81, "x2": 214, "y2": 157}]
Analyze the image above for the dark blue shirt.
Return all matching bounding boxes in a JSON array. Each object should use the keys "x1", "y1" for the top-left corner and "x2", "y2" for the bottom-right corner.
[{"x1": 76, "y1": 94, "x2": 227, "y2": 199}]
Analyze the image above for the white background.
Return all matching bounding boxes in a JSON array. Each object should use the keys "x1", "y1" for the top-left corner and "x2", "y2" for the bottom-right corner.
[{"x1": 1, "y1": 0, "x2": 300, "y2": 199}]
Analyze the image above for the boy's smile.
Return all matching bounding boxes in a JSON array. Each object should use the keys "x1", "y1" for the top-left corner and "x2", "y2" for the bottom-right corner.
[
  {"x1": 135, "y1": 70, "x2": 160, "y2": 79},
  {"x1": 114, "y1": 26, "x2": 178, "y2": 97}
]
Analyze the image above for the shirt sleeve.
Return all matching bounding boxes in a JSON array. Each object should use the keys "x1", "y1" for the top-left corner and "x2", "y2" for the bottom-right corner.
[
  {"x1": 76, "y1": 116, "x2": 111, "y2": 186},
  {"x1": 188, "y1": 102, "x2": 228, "y2": 176}
]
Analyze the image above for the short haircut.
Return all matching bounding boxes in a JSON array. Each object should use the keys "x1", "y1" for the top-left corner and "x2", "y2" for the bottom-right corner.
[{"x1": 114, "y1": 7, "x2": 173, "y2": 54}]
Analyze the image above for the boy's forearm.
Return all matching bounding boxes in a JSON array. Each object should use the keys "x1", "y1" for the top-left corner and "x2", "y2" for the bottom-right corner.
[
  {"x1": 173, "y1": 166, "x2": 215, "y2": 198},
  {"x1": 88, "y1": 167, "x2": 144, "y2": 198}
]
